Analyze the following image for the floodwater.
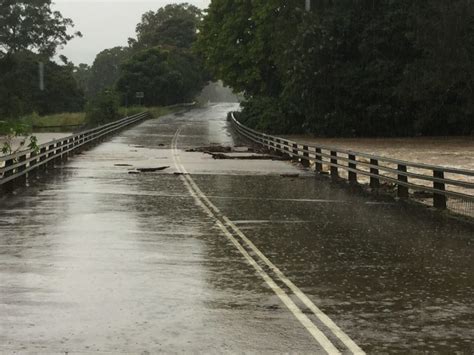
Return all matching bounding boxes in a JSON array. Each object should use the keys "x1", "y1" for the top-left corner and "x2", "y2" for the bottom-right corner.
[
  {"x1": 283, "y1": 136, "x2": 474, "y2": 215},
  {"x1": 0, "y1": 133, "x2": 71, "y2": 157},
  {"x1": 284, "y1": 136, "x2": 474, "y2": 172},
  {"x1": 0, "y1": 104, "x2": 473, "y2": 353}
]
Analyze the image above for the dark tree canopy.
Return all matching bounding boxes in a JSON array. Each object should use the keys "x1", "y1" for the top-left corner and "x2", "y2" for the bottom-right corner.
[
  {"x1": 0, "y1": 0, "x2": 81, "y2": 58},
  {"x1": 87, "y1": 46, "x2": 131, "y2": 98},
  {"x1": 132, "y1": 3, "x2": 203, "y2": 50},
  {"x1": 0, "y1": 52, "x2": 84, "y2": 118},
  {"x1": 73, "y1": 63, "x2": 91, "y2": 93},
  {"x1": 116, "y1": 47, "x2": 206, "y2": 106},
  {"x1": 198, "y1": 0, "x2": 474, "y2": 136},
  {"x1": 0, "y1": 1, "x2": 83, "y2": 119},
  {"x1": 113, "y1": 3, "x2": 208, "y2": 107}
]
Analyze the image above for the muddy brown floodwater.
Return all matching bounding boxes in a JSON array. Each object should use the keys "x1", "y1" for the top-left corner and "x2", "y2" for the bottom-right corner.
[
  {"x1": 0, "y1": 133, "x2": 71, "y2": 157},
  {"x1": 0, "y1": 104, "x2": 473, "y2": 354},
  {"x1": 282, "y1": 135, "x2": 474, "y2": 217},
  {"x1": 283, "y1": 135, "x2": 474, "y2": 171}
]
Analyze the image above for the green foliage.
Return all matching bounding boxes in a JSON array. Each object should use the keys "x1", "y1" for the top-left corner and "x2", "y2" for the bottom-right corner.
[
  {"x1": 0, "y1": 121, "x2": 37, "y2": 156},
  {"x1": 116, "y1": 47, "x2": 206, "y2": 106},
  {"x1": 239, "y1": 97, "x2": 293, "y2": 134},
  {"x1": 199, "y1": 0, "x2": 474, "y2": 137},
  {"x1": 0, "y1": 0, "x2": 81, "y2": 58},
  {"x1": 86, "y1": 47, "x2": 131, "y2": 99},
  {"x1": 0, "y1": 51, "x2": 85, "y2": 119},
  {"x1": 73, "y1": 63, "x2": 91, "y2": 94},
  {"x1": 21, "y1": 112, "x2": 85, "y2": 129},
  {"x1": 85, "y1": 90, "x2": 120, "y2": 126},
  {"x1": 132, "y1": 3, "x2": 203, "y2": 50}
]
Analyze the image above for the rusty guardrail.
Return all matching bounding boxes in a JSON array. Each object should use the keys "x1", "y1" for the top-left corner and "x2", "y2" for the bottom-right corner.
[
  {"x1": 0, "y1": 112, "x2": 151, "y2": 189},
  {"x1": 230, "y1": 113, "x2": 474, "y2": 216}
]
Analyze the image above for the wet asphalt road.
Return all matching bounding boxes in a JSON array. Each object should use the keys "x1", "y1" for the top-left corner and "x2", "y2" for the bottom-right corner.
[{"x1": 0, "y1": 104, "x2": 473, "y2": 354}]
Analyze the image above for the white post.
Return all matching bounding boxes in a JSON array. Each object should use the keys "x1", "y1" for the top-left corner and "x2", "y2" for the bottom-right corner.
[
  {"x1": 305, "y1": 0, "x2": 311, "y2": 11},
  {"x1": 39, "y1": 62, "x2": 45, "y2": 91}
]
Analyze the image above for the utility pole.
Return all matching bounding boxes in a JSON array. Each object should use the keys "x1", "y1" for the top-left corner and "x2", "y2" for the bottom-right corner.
[
  {"x1": 305, "y1": 0, "x2": 311, "y2": 12},
  {"x1": 39, "y1": 62, "x2": 45, "y2": 91}
]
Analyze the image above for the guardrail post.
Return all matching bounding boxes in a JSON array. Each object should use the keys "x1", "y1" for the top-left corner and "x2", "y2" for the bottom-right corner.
[
  {"x1": 47, "y1": 144, "x2": 55, "y2": 167},
  {"x1": 348, "y1": 154, "x2": 357, "y2": 183},
  {"x1": 275, "y1": 138, "x2": 282, "y2": 154},
  {"x1": 16, "y1": 154, "x2": 27, "y2": 186},
  {"x1": 302, "y1": 145, "x2": 310, "y2": 167},
  {"x1": 433, "y1": 170, "x2": 447, "y2": 209},
  {"x1": 39, "y1": 147, "x2": 47, "y2": 170},
  {"x1": 397, "y1": 164, "x2": 409, "y2": 199},
  {"x1": 330, "y1": 151, "x2": 338, "y2": 179},
  {"x1": 4, "y1": 158, "x2": 14, "y2": 178},
  {"x1": 29, "y1": 151, "x2": 38, "y2": 180},
  {"x1": 315, "y1": 148, "x2": 322, "y2": 172},
  {"x1": 292, "y1": 143, "x2": 299, "y2": 162},
  {"x1": 269, "y1": 136, "x2": 275, "y2": 151},
  {"x1": 370, "y1": 159, "x2": 380, "y2": 188},
  {"x1": 61, "y1": 140, "x2": 68, "y2": 162},
  {"x1": 54, "y1": 143, "x2": 62, "y2": 164},
  {"x1": 2, "y1": 158, "x2": 15, "y2": 192},
  {"x1": 283, "y1": 140, "x2": 290, "y2": 158}
]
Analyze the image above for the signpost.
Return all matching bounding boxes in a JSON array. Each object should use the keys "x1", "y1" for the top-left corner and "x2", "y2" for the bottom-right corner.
[
  {"x1": 136, "y1": 92, "x2": 144, "y2": 106},
  {"x1": 305, "y1": 0, "x2": 311, "y2": 11}
]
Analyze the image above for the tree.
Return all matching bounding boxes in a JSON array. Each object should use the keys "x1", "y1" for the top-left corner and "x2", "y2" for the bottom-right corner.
[
  {"x1": 85, "y1": 89, "x2": 119, "y2": 126},
  {"x1": 198, "y1": 0, "x2": 474, "y2": 137},
  {"x1": 401, "y1": 1, "x2": 474, "y2": 135},
  {"x1": 87, "y1": 47, "x2": 131, "y2": 98},
  {"x1": 0, "y1": 0, "x2": 81, "y2": 58},
  {"x1": 132, "y1": 3, "x2": 203, "y2": 50},
  {"x1": 73, "y1": 63, "x2": 91, "y2": 94},
  {"x1": 116, "y1": 47, "x2": 206, "y2": 106},
  {"x1": 0, "y1": 51, "x2": 84, "y2": 118}
]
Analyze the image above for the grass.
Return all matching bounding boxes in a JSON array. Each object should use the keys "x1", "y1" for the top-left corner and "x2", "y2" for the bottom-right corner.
[
  {"x1": 21, "y1": 112, "x2": 86, "y2": 129},
  {"x1": 1, "y1": 104, "x2": 184, "y2": 134}
]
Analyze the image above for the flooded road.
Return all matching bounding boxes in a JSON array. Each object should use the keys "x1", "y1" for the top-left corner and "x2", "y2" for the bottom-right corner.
[{"x1": 1, "y1": 104, "x2": 473, "y2": 353}]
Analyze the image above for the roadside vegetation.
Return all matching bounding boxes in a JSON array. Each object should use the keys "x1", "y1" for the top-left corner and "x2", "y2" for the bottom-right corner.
[
  {"x1": 0, "y1": 2, "x2": 208, "y2": 155},
  {"x1": 197, "y1": 0, "x2": 474, "y2": 137}
]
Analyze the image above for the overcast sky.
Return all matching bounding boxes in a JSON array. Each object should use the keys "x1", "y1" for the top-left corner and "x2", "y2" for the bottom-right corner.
[{"x1": 53, "y1": 1, "x2": 211, "y2": 65}]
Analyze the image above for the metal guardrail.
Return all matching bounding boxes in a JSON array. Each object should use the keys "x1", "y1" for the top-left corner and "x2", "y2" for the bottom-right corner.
[
  {"x1": 230, "y1": 113, "x2": 474, "y2": 214},
  {"x1": 0, "y1": 112, "x2": 151, "y2": 188}
]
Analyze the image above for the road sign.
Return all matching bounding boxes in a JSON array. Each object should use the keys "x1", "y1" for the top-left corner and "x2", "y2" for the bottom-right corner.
[{"x1": 136, "y1": 92, "x2": 145, "y2": 98}]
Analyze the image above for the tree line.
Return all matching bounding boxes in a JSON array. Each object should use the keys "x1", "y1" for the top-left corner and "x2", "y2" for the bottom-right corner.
[
  {"x1": 197, "y1": 0, "x2": 474, "y2": 137},
  {"x1": 0, "y1": 1, "x2": 208, "y2": 122}
]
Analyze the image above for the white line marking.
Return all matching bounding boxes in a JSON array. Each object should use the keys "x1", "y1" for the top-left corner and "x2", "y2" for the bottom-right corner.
[
  {"x1": 172, "y1": 127, "x2": 367, "y2": 354},
  {"x1": 171, "y1": 129, "x2": 342, "y2": 354}
]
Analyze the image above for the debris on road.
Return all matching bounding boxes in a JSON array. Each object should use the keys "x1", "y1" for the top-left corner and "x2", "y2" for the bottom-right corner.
[
  {"x1": 115, "y1": 164, "x2": 133, "y2": 167},
  {"x1": 128, "y1": 166, "x2": 170, "y2": 174},
  {"x1": 186, "y1": 145, "x2": 232, "y2": 153},
  {"x1": 137, "y1": 166, "x2": 170, "y2": 172},
  {"x1": 209, "y1": 152, "x2": 290, "y2": 161},
  {"x1": 281, "y1": 173, "x2": 299, "y2": 178}
]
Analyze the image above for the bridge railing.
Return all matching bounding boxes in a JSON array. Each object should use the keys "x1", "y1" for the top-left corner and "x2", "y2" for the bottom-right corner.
[
  {"x1": 0, "y1": 112, "x2": 151, "y2": 187},
  {"x1": 230, "y1": 113, "x2": 474, "y2": 217}
]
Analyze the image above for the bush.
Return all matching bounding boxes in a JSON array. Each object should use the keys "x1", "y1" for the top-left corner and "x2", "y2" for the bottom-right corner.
[
  {"x1": 239, "y1": 97, "x2": 304, "y2": 134},
  {"x1": 0, "y1": 120, "x2": 32, "y2": 136},
  {"x1": 85, "y1": 90, "x2": 120, "y2": 126}
]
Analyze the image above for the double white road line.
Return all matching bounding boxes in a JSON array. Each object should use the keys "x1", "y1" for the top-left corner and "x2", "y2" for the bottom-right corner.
[{"x1": 171, "y1": 128, "x2": 364, "y2": 354}]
